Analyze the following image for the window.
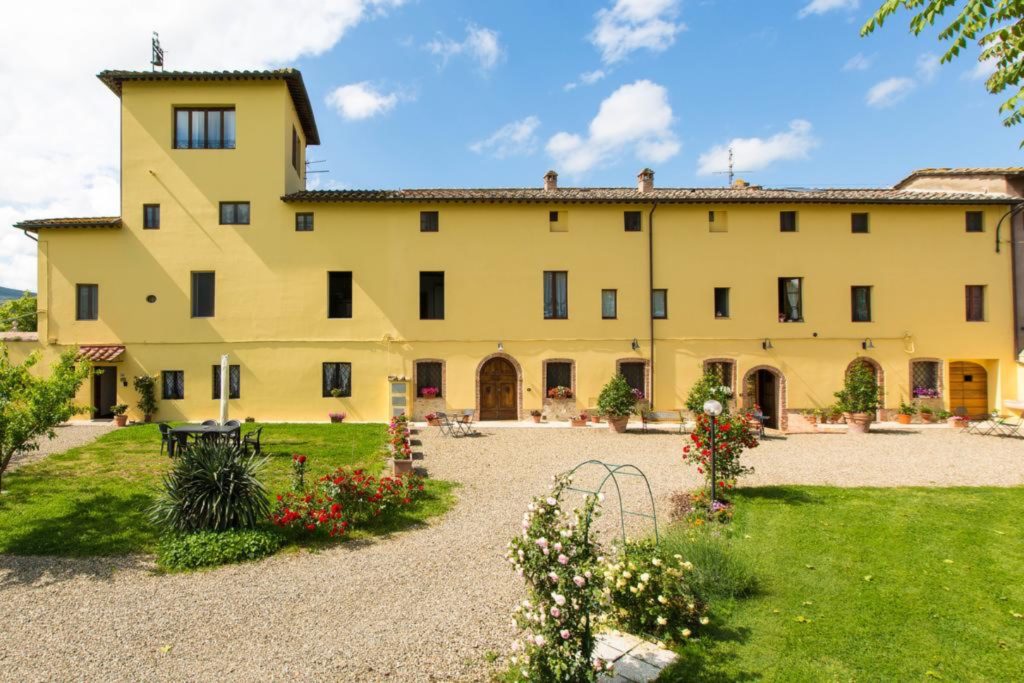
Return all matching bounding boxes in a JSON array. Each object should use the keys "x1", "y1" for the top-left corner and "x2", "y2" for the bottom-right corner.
[
  {"x1": 322, "y1": 362, "x2": 352, "y2": 397},
  {"x1": 624, "y1": 211, "x2": 642, "y2": 232},
  {"x1": 705, "y1": 361, "x2": 734, "y2": 390},
  {"x1": 191, "y1": 272, "x2": 215, "y2": 318},
  {"x1": 328, "y1": 272, "x2": 353, "y2": 319},
  {"x1": 709, "y1": 210, "x2": 728, "y2": 233},
  {"x1": 714, "y1": 287, "x2": 730, "y2": 318},
  {"x1": 778, "y1": 277, "x2": 803, "y2": 322},
  {"x1": 292, "y1": 127, "x2": 301, "y2": 173},
  {"x1": 966, "y1": 285, "x2": 985, "y2": 321},
  {"x1": 965, "y1": 211, "x2": 984, "y2": 233},
  {"x1": 415, "y1": 361, "x2": 443, "y2": 398},
  {"x1": 420, "y1": 211, "x2": 439, "y2": 232},
  {"x1": 779, "y1": 211, "x2": 797, "y2": 232},
  {"x1": 162, "y1": 370, "x2": 184, "y2": 400},
  {"x1": 143, "y1": 204, "x2": 160, "y2": 229},
  {"x1": 601, "y1": 289, "x2": 617, "y2": 319},
  {"x1": 652, "y1": 289, "x2": 667, "y2": 319},
  {"x1": 545, "y1": 361, "x2": 573, "y2": 395},
  {"x1": 549, "y1": 211, "x2": 559, "y2": 222},
  {"x1": 549, "y1": 210, "x2": 567, "y2": 232},
  {"x1": 619, "y1": 362, "x2": 646, "y2": 398},
  {"x1": 212, "y1": 364, "x2": 240, "y2": 399},
  {"x1": 420, "y1": 271, "x2": 445, "y2": 320},
  {"x1": 911, "y1": 360, "x2": 941, "y2": 396},
  {"x1": 173, "y1": 108, "x2": 236, "y2": 149},
  {"x1": 219, "y1": 202, "x2": 250, "y2": 225},
  {"x1": 851, "y1": 286, "x2": 872, "y2": 322},
  {"x1": 851, "y1": 213, "x2": 869, "y2": 234},
  {"x1": 295, "y1": 212, "x2": 314, "y2": 232},
  {"x1": 76, "y1": 284, "x2": 98, "y2": 321},
  {"x1": 544, "y1": 271, "x2": 568, "y2": 319}
]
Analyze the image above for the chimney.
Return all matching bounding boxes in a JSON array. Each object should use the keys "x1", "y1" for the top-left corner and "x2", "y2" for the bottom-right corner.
[
  {"x1": 637, "y1": 168, "x2": 654, "y2": 193},
  {"x1": 732, "y1": 178, "x2": 750, "y2": 189},
  {"x1": 543, "y1": 170, "x2": 558, "y2": 191}
]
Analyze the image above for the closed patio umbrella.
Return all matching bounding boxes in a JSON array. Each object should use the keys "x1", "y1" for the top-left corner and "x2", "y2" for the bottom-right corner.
[{"x1": 219, "y1": 354, "x2": 229, "y2": 425}]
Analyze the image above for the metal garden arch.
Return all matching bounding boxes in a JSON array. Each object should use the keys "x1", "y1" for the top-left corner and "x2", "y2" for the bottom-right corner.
[{"x1": 564, "y1": 459, "x2": 659, "y2": 546}]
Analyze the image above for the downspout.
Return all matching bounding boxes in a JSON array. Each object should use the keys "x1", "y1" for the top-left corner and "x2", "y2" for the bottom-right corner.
[
  {"x1": 648, "y1": 201, "x2": 658, "y2": 408},
  {"x1": 21, "y1": 229, "x2": 37, "y2": 242}
]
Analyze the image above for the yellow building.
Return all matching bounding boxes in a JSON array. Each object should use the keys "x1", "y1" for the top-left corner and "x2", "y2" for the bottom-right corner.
[{"x1": 6, "y1": 69, "x2": 1024, "y2": 429}]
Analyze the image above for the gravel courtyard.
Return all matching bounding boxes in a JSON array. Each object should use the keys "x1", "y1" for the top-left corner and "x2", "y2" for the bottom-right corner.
[{"x1": 1, "y1": 427, "x2": 1022, "y2": 681}]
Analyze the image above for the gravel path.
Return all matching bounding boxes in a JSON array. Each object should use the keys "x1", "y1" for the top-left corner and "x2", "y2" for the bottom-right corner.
[
  {"x1": 1, "y1": 427, "x2": 1022, "y2": 681},
  {"x1": 7, "y1": 422, "x2": 116, "y2": 472}
]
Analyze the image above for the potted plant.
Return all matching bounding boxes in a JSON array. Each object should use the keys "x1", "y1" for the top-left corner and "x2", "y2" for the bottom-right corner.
[
  {"x1": 388, "y1": 414, "x2": 414, "y2": 476},
  {"x1": 245, "y1": 416, "x2": 256, "y2": 423},
  {"x1": 330, "y1": 388, "x2": 346, "y2": 398},
  {"x1": 803, "y1": 409, "x2": 818, "y2": 425},
  {"x1": 590, "y1": 412, "x2": 602, "y2": 424},
  {"x1": 547, "y1": 386, "x2": 573, "y2": 400},
  {"x1": 935, "y1": 409, "x2": 952, "y2": 421},
  {"x1": 329, "y1": 411, "x2": 346, "y2": 423},
  {"x1": 896, "y1": 399, "x2": 917, "y2": 425},
  {"x1": 529, "y1": 409, "x2": 542, "y2": 424},
  {"x1": 571, "y1": 412, "x2": 588, "y2": 427},
  {"x1": 834, "y1": 362, "x2": 880, "y2": 434},
  {"x1": 425, "y1": 412, "x2": 441, "y2": 427},
  {"x1": 420, "y1": 386, "x2": 439, "y2": 399},
  {"x1": 949, "y1": 414, "x2": 969, "y2": 430},
  {"x1": 597, "y1": 374, "x2": 638, "y2": 433},
  {"x1": 132, "y1": 375, "x2": 158, "y2": 423},
  {"x1": 919, "y1": 405, "x2": 935, "y2": 423},
  {"x1": 111, "y1": 403, "x2": 128, "y2": 427}
]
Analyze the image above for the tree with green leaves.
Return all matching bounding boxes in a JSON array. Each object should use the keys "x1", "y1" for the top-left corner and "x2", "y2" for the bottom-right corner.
[
  {"x1": 0, "y1": 347, "x2": 90, "y2": 492},
  {"x1": 862, "y1": 1, "x2": 1024, "y2": 141},
  {"x1": 0, "y1": 293, "x2": 38, "y2": 332}
]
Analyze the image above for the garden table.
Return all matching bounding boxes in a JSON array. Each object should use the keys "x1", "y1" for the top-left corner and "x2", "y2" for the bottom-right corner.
[{"x1": 167, "y1": 423, "x2": 241, "y2": 456}]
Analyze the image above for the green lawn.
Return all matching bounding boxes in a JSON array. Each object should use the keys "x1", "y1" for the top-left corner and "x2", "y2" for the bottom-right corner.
[
  {"x1": 659, "y1": 486, "x2": 1024, "y2": 682},
  {"x1": 0, "y1": 423, "x2": 455, "y2": 556}
]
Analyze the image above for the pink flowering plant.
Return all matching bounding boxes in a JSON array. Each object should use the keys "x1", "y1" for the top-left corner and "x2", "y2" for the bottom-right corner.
[
  {"x1": 505, "y1": 475, "x2": 611, "y2": 682},
  {"x1": 600, "y1": 540, "x2": 708, "y2": 643},
  {"x1": 388, "y1": 413, "x2": 413, "y2": 460}
]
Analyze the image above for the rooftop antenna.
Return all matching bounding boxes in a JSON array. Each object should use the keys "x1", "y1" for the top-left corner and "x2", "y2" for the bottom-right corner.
[
  {"x1": 151, "y1": 32, "x2": 165, "y2": 72},
  {"x1": 713, "y1": 147, "x2": 753, "y2": 186},
  {"x1": 305, "y1": 159, "x2": 329, "y2": 175}
]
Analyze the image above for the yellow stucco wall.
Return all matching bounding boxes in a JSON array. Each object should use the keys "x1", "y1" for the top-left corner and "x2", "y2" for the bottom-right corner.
[{"x1": 21, "y1": 77, "x2": 1022, "y2": 424}]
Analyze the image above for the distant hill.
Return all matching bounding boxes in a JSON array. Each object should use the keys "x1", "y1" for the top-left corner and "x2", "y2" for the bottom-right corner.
[{"x1": 0, "y1": 286, "x2": 34, "y2": 302}]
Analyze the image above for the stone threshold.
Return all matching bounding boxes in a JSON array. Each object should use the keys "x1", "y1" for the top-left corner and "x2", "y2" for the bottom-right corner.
[{"x1": 595, "y1": 630, "x2": 678, "y2": 683}]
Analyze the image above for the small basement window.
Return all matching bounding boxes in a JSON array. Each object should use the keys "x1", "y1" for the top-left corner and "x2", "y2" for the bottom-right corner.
[
  {"x1": 624, "y1": 211, "x2": 642, "y2": 232},
  {"x1": 549, "y1": 210, "x2": 567, "y2": 232},
  {"x1": 851, "y1": 213, "x2": 869, "y2": 234},
  {"x1": 965, "y1": 211, "x2": 984, "y2": 233},
  {"x1": 779, "y1": 211, "x2": 797, "y2": 232},
  {"x1": 420, "y1": 211, "x2": 439, "y2": 232}
]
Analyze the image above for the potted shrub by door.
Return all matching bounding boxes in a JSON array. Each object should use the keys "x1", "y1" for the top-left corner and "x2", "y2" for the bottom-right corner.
[
  {"x1": 597, "y1": 374, "x2": 638, "y2": 434},
  {"x1": 112, "y1": 403, "x2": 129, "y2": 427},
  {"x1": 529, "y1": 409, "x2": 543, "y2": 424},
  {"x1": 132, "y1": 375, "x2": 158, "y2": 423},
  {"x1": 834, "y1": 362, "x2": 880, "y2": 435},
  {"x1": 896, "y1": 400, "x2": 916, "y2": 425}
]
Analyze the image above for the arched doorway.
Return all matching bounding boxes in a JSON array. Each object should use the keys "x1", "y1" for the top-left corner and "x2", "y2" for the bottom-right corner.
[
  {"x1": 478, "y1": 356, "x2": 519, "y2": 420},
  {"x1": 742, "y1": 366, "x2": 787, "y2": 430},
  {"x1": 949, "y1": 361, "x2": 988, "y2": 418}
]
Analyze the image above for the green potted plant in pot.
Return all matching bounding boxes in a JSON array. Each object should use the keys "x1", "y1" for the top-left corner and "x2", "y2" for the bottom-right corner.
[
  {"x1": 132, "y1": 375, "x2": 158, "y2": 423},
  {"x1": 896, "y1": 399, "x2": 916, "y2": 425},
  {"x1": 597, "y1": 374, "x2": 638, "y2": 433},
  {"x1": 529, "y1": 409, "x2": 542, "y2": 424},
  {"x1": 834, "y1": 362, "x2": 880, "y2": 434},
  {"x1": 919, "y1": 405, "x2": 935, "y2": 423},
  {"x1": 111, "y1": 403, "x2": 129, "y2": 427}
]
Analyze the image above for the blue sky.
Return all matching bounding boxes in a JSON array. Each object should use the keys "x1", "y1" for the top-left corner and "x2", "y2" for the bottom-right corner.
[{"x1": 0, "y1": 0, "x2": 1019, "y2": 290}]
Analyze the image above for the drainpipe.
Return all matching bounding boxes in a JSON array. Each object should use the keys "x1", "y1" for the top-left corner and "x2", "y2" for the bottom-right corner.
[{"x1": 648, "y1": 202, "x2": 658, "y2": 408}]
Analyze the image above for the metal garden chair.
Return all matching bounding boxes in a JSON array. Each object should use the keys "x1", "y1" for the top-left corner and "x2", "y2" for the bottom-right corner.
[{"x1": 242, "y1": 426, "x2": 264, "y2": 455}]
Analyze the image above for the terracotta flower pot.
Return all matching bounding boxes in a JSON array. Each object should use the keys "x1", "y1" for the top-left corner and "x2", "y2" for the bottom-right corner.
[
  {"x1": 920, "y1": 413, "x2": 935, "y2": 423},
  {"x1": 427, "y1": 418, "x2": 440, "y2": 427},
  {"x1": 114, "y1": 415, "x2": 128, "y2": 427},
  {"x1": 571, "y1": 417, "x2": 588, "y2": 427},
  {"x1": 846, "y1": 412, "x2": 873, "y2": 434},
  {"x1": 949, "y1": 417, "x2": 968, "y2": 430},
  {"x1": 531, "y1": 415, "x2": 542, "y2": 423},
  {"x1": 607, "y1": 416, "x2": 629, "y2": 433},
  {"x1": 392, "y1": 458, "x2": 414, "y2": 477},
  {"x1": 896, "y1": 413, "x2": 912, "y2": 425},
  {"x1": 590, "y1": 414, "x2": 602, "y2": 423}
]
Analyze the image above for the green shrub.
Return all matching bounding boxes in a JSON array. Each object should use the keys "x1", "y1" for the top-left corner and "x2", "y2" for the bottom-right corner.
[
  {"x1": 597, "y1": 374, "x2": 639, "y2": 417},
  {"x1": 132, "y1": 375, "x2": 158, "y2": 419},
  {"x1": 834, "y1": 361, "x2": 880, "y2": 414},
  {"x1": 157, "y1": 528, "x2": 283, "y2": 571},
  {"x1": 149, "y1": 439, "x2": 270, "y2": 532},
  {"x1": 685, "y1": 370, "x2": 734, "y2": 415},
  {"x1": 659, "y1": 527, "x2": 758, "y2": 601}
]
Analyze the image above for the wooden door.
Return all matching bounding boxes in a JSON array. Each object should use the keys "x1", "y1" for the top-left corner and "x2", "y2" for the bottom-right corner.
[
  {"x1": 620, "y1": 362, "x2": 646, "y2": 398},
  {"x1": 756, "y1": 370, "x2": 778, "y2": 429},
  {"x1": 949, "y1": 362, "x2": 988, "y2": 418},
  {"x1": 479, "y1": 357, "x2": 517, "y2": 420}
]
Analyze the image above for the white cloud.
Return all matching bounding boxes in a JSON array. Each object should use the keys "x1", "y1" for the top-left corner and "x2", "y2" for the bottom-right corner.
[
  {"x1": 563, "y1": 69, "x2": 607, "y2": 91},
  {"x1": 843, "y1": 52, "x2": 872, "y2": 71},
  {"x1": 546, "y1": 80, "x2": 679, "y2": 176},
  {"x1": 799, "y1": 0, "x2": 860, "y2": 18},
  {"x1": 470, "y1": 116, "x2": 541, "y2": 158},
  {"x1": 696, "y1": 120, "x2": 819, "y2": 176},
  {"x1": 866, "y1": 76, "x2": 916, "y2": 107},
  {"x1": 916, "y1": 52, "x2": 940, "y2": 83},
  {"x1": 325, "y1": 82, "x2": 400, "y2": 120},
  {"x1": 425, "y1": 24, "x2": 504, "y2": 71},
  {"x1": 590, "y1": 0, "x2": 686, "y2": 64},
  {"x1": 968, "y1": 56, "x2": 998, "y2": 81},
  {"x1": 0, "y1": 0, "x2": 403, "y2": 291}
]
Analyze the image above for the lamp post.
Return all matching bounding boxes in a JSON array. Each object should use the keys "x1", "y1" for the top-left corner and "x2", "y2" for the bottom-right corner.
[{"x1": 703, "y1": 399, "x2": 723, "y2": 504}]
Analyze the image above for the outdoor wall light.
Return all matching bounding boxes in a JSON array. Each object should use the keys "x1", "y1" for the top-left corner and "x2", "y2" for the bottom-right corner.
[
  {"x1": 702, "y1": 399, "x2": 723, "y2": 417},
  {"x1": 119, "y1": 372, "x2": 127, "y2": 387},
  {"x1": 631, "y1": 338, "x2": 641, "y2": 351},
  {"x1": 762, "y1": 339, "x2": 773, "y2": 350},
  {"x1": 862, "y1": 338, "x2": 875, "y2": 350},
  {"x1": 497, "y1": 341, "x2": 504, "y2": 352}
]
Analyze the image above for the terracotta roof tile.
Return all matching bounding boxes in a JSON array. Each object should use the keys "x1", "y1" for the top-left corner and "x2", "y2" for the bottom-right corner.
[
  {"x1": 281, "y1": 187, "x2": 1019, "y2": 205},
  {"x1": 97, "y1": 69, "x2": 319, "y2": 145},
  {"x1": 78, "y1": 345, "x2": 125, "y2": 362},
  {"x1": 14, "y1": 216, "x2": 122, "y2": 231}
]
